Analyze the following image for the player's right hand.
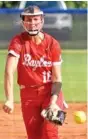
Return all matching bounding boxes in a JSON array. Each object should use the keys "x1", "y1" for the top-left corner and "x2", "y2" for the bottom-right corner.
[{"x1": 3, "y1": 100, "x2": 14, "y2": 114}]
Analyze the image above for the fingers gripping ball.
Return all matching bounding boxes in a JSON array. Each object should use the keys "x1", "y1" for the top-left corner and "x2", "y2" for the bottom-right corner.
[{"x1": 74, "y1": 111, "x2": 86, "y2": 124}]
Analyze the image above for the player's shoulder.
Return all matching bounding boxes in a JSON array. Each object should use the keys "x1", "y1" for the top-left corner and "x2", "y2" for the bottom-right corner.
[
  {"x1": 44, "y1": 32, "x2": 60, "y2": 44},
  {"x1": 11, "y1": 32, "x2": 27, "y2": 41},
  {"x1": 44, "y1": 32, "x2": 60, "y2": 48}
]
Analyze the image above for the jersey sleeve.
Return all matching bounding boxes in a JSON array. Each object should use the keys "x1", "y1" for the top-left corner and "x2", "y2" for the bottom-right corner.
[
  {"x1": 51, "y1": 40, "x2": 62, "y2": 66},
  {"x1": 8, "y1": 35, "x2": 22, "y2": 58}
]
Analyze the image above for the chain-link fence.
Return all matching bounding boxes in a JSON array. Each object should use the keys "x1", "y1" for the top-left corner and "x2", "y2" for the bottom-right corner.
[{"x1": 0, "y1": 9, "x2": 87, "y2": 49}]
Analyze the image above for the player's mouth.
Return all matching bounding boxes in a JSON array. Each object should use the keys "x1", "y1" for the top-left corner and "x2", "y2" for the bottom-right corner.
[{"x1": 28, "y1": 29, "x2": 39, "y2": 35}]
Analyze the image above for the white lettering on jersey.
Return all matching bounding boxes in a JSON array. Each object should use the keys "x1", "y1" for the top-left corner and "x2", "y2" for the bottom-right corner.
[
  {"x1": 22, "y1": 54, "x2": 52, "y2": 67},
  {"x1": 42, "y1": 71, "x2": 52, "y2": 83}
]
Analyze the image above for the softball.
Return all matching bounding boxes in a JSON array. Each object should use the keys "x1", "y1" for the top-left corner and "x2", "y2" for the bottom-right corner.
[{"x1": 74, "y1": 111, "x2": 86, "y2": 124}]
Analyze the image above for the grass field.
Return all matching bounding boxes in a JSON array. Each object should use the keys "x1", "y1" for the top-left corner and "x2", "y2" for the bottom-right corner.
[{"x1": 0, "y1": 49, "x2": 87, "y2": 102}]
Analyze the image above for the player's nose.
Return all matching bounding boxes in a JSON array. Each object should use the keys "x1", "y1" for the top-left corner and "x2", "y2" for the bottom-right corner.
[{"x1": 29, "y1": 19, "x2": 36, "y2": 26}]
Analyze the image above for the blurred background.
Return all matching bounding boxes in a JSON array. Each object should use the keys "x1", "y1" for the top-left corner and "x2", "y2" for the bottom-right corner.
[
  {"x1": 0, "y1": 1, "x2": 87, "y2": 49},
  {"x1": 0, "y1": 1, "x2": 87, "y2": 102}
]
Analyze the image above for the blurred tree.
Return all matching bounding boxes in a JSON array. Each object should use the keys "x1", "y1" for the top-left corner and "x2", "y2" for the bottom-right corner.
[
  {"x1": 0, "y1": 1, "x2": 87, "y2": 8},
  {"x1": 0, "y1": 1, "x2": 19, "y2": 8},
  {"x1": 65, "y1": 1, "x2": 87, "y2": 8}
]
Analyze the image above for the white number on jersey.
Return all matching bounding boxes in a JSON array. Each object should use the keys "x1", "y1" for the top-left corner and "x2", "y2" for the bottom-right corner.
[{"x1": 42, "y1": 71, "x2": 52, "y2": 83}]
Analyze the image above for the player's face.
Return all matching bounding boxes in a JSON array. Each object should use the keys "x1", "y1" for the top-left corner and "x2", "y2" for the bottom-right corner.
[{"x1": 22, "y1": 15, "x2": 44, "y2": 35}]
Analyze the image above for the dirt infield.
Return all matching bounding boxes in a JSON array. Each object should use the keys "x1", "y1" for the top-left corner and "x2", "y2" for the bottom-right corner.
[{"x1": 0, "y1": 103, "x2": 87, "y2": 139}]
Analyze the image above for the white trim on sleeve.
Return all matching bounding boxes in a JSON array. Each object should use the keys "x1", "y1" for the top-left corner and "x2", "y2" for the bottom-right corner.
[
  {"x1": 52, "y1": 60, "x2": 63, "y2": 66},
  {"x1": 8, "y1": 50, "x2": 20, "y2": 58}
]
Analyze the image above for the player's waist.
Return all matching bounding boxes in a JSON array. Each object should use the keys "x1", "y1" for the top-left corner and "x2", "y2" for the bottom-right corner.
[{"x1": 19, "y1": 82, "x2": 52, "y2": 89}]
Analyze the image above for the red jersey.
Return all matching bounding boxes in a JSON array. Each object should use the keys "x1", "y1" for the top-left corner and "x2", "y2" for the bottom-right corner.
[{"x1": 8, "y1": 32, "x2": 62, "y2": 86}]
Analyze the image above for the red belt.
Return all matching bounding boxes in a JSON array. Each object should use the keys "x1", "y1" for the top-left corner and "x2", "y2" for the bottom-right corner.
[{"x1": 19, "y1": 82, "x2": 52, "y2": 89}]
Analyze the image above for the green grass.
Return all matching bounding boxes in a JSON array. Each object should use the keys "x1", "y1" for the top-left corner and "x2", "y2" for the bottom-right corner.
[
  {"x1": 62, "y1": 50, "x2": 87, "y2": 102},
  {"x1": 0, "y1": 49, "x2": 87, "y2": 102}
]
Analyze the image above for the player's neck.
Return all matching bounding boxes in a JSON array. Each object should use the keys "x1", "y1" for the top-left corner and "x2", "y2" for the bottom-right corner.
[{"x1": 28, "y1": 32, "x2": 44, "y2": 45}]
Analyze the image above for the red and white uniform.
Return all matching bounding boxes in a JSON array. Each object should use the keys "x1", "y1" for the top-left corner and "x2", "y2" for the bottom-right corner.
[
  {"x1": 9, "y1": 32, "x2": 62, "y2": 86},
  {"x1": 8, "y1": 32, "x2": 64, "y2": 139}
]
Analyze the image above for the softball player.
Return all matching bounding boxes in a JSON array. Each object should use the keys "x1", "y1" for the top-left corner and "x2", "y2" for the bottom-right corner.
[{"x1": 3, "y1": 6, "x2": 68, "y2": 139}]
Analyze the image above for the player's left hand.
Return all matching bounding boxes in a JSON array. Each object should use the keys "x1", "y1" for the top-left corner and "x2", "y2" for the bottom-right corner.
[
  {"x1": 41, "y1": 103, "x2": 61, "y2": 119},
  {"x1": 41, "y1": 103, "x2": 66, "y2": 125}
]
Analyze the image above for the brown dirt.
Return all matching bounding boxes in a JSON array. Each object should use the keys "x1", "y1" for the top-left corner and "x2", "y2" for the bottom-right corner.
[{"x1": 0, "y1": 103, "x2": 87, "y2": 139}]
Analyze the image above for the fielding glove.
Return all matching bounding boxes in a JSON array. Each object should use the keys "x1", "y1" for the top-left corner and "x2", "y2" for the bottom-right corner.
[{"x1": 41, "y1": 104, "x2": 66, "y2": 125}]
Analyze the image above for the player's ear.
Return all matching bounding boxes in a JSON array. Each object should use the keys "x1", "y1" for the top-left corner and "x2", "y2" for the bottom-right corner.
[
  {"x1": 41, "y1": 15, "x2": 44, "y2": 25},
  {"x1": 20, "y1": 14, "x2": 24, "y2": 21}
]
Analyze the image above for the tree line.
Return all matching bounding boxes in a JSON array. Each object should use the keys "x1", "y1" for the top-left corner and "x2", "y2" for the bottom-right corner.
[{"x1": 0, "y1": 1, "x2": 87, "y2": 8}]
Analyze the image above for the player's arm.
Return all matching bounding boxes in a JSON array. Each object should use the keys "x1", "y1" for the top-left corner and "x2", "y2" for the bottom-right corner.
[
  {"x1": 41, "y1": 64, "x2": 66, "y2": 125},
  {"x1": 3, "y1": 54, "x2": 19, "y2": 114},
  {"x1": 42, "y1": 41, "x2": 62, "y2": 113},
  {"x1": 50, "y1": 64, "x2": 62, "y2": 105},
  {"x1": 50, "y1": 40, "x2": 62, "y2": 107},
  {"x1": 41, "y1": 41, "x2": 66, "y2": 125}
]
